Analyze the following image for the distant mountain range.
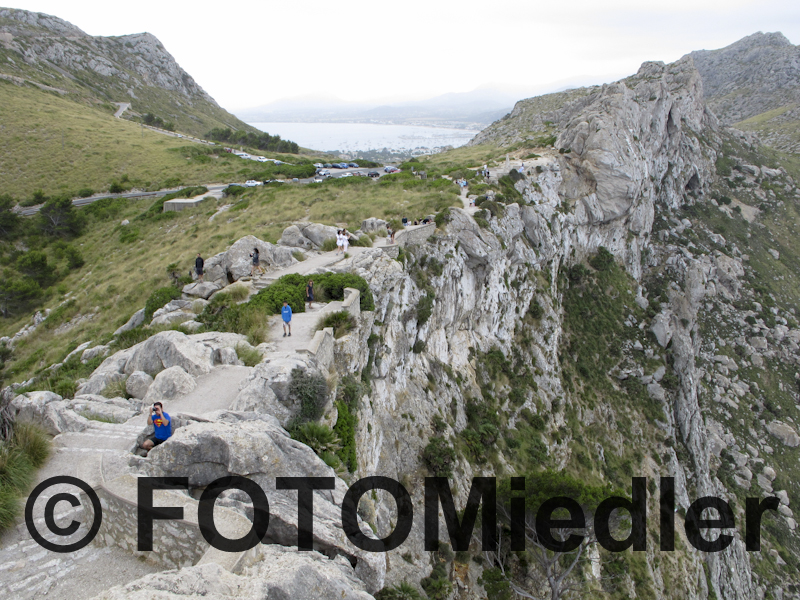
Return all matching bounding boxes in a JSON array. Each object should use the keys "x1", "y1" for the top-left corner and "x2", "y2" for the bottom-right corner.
[{"x1": 234, "y1": 81, "x2": 612, "y2": 129}]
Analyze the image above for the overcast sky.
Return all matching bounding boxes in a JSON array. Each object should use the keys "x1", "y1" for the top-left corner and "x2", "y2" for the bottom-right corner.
[{"x1": 5, "y1": 0, "x2": 800, "y2": 110}]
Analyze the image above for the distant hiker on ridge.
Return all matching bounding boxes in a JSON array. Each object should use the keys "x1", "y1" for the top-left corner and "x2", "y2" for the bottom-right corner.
[{"x1": 195, "y1": 253, "x2": 204, "y2": 282}]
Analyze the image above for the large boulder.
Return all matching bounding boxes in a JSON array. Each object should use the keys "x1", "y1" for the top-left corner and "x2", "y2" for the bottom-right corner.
[
  {"x1": 79, "y1": 331, "x2": 249, "y2": 396},
  {"x1": 81, "y1": 345, "x2": 110, "y2": 364},
  {"x1": 766, "y1": 421, "x2": 800, "y2": 447},
  {"x1": 146, "y1": 420, "x2": 385, "y2": 593},
  {"x1": 361, "y1": 217, "x2": 387, "y2": 233},
  {"x1": 114, "y1": 309, "x2": 145, "y2": 336},
  {"x1": 126, "y1": 370, "x2": 154, "y2": 399},
  {"x1": 68, "y1": 395, "x2": 138, "y2": 423},
  {"x1": 201, "y1": 252, "x2": 227, "y2": 287},
  {"x1": 182, "y1": 281, "x2": 221, "y2": 299},
  {"x1": 11, "y1": 391, "x2": 88, "y2": 435},
  {"x1": 224, "y1": 236, "x2": 295, "y2": 280},
  {"x1": 232, "y1": 357, "x2": 324, "y2": 426},
  {"x1": 91, "y1": 546, "x2": 375, "y2": 600},
  {"x1": 143, "y1": 366, "x2": 196, "y2": 403},
  {"x1": 301, "y1": 223, "x2": 338, "y2": 247},
  {"x1": 279, "y1": 225, "x2": 314, "y2": 249}
]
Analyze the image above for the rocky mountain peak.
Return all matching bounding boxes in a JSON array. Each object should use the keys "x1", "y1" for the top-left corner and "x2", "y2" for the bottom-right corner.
[
  {"x1": 0, "y1": 7, "x2": 87, "y2": 38},
  {"x1": 687, "y1": 31, "x2": 800, "y2": 126}
]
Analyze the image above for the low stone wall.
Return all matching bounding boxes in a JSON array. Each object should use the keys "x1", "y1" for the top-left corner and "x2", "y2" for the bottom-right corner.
[
  {"x1": 163, "y1": 198, "x2": 206, "y2": 212},
  {"x1": 395, "y1": 222, "x2": 435, "y2": 247},
  {"x1": 303, "y1": 327, "x2": 335, "y2": 372},
  {"x1": 81, "y1": 471, "x2": 250, "y2": 572},
  {"x1": 342, "y1": 288, "x2": 361, "y2": 320}
]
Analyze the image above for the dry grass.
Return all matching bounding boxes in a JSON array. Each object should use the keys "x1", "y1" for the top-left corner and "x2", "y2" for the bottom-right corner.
[{"x1": 1, "y1": 145, "x2": 463, "y2": 383}]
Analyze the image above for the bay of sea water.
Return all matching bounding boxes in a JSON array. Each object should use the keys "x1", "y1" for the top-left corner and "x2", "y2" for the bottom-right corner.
[{"x1": 249, "y1": 122, "x2": 480, "y2": 153}]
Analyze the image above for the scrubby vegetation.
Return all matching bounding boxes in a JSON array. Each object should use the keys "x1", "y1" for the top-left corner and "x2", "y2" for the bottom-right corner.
[{"x1": 0, "y1": 421, "x2": 52, "y2": 532}]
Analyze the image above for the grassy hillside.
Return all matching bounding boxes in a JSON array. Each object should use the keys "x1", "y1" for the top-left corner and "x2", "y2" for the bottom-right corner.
[
  {"x1": 0, "y1": 9, "x2": 256, "y2": 139},
  {"x1": 0, "y1": 172, "x2": 463, "y2": 386},
  {"x1": 0, "y1": 80, "x2": 306, "y2": 200}
]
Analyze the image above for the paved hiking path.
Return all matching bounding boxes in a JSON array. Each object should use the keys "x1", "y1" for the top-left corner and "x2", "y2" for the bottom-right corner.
[
  {"x1": 0, "y1": 421, "x2": 159, "y2": 600},
  {"x1": 0, "y1": 220, "x2": 435, "y2": 598}
]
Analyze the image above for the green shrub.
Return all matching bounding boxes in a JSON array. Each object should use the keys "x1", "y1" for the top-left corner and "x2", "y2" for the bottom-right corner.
[
  {"x1": 144, "y1": 286, "x2": 181, "y2": 320},
  {"x1": 226, "y1": 284, "x2": 250, "y2": 302},
  {"x1": 317, "y1": 311, "x2": 356, "y2": 338},
  {"x1": 321, "y1": 238, "x2": 338, "y2": 252},
  {"x1": 412, "y1": 340, "x2": 426, "y2": 353},
  {"x1": 292, "y1": 250, "x2": 306, "y2": 262},
  {"x1": 422, "y1": 437, "x2": 456, "y2": 477},
  {"x1": 375, "y1": 582, "x2": 423, "y2": 600},
  {"x1": 434, "y1": 208, "x2": 451, "y2": 228},
  {"x1": 420, "y1": 563, "x2": 453, "y2": 600},
  {"x1": 292, "y1": 422, "x2": 341, "y2": 455},
  {"x1": 0, "y1": 446, "x2": 34, "y2": 493},
  {"x1": 77, "y1": 188, "x2": 94, "y2": 198},
  {"x1": 351, "y1": 235, "x2": 372, "y2": 247},
  {"x1": 290, "y1": 368, "x2": 328, "y2": 423},
  {"x1": 109, "y1": 182, "x2": 125, "y2": 194},
  {"x1": 527, "y1": 299, "x2": 544, "y2": 319},
  {"x1": 12, "y1": 423, "x2": 52, "y2": 468},
  {"x1": 333, "y1": 400, "x2": 357, "y2": 471},
  {"x1": 589, "y1": 246, "x2": 615, "y2": 271},
  {"x1": 416, "y1": 293, "x2": 434, "y2": 325},
  {"x1": 235, "y1": 343, "x2": 262, "y2": 367},
  {"x1": 119, "y1": 226, "x2": 140, "y2": 244}
]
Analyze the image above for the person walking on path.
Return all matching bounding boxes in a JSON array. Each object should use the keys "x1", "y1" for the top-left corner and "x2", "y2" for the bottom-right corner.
[
  {"x1": 250, "y1": 247, "x2": 262, "y2": 276},
  {"x1": 336, "y1": 230, "x2": 344, "y2": 254},
  {"x1": 195, "y1": 253, "x2": 204, "y2": 282},
  {"x1": 387, "y1": 226, "x2": 395, "y2": 245},
  {"x1": 342, "y1": 229, "x2": 351, "y2": 253},
  {"x1": 281, "y1": 300, "x2": 292, "y2": 337},
  {"x1": 306, "y1": 280, "x2": 314, "y2": 309}
]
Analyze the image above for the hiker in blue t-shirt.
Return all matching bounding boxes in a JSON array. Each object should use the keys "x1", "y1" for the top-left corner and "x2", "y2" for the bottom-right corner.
[
  {"x1": 282, "y1": 300, "x2": 292, "y2": 337},
  {"x1": 141, "y1": 401, "x2": 171, "y2": 454}
]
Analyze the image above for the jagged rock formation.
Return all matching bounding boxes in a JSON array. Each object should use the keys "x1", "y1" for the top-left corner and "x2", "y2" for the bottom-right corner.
[
  {"x1": 0, "y1": 8, "x2": 254, "y2": 136},
  {"x1": 687, "y1": 31, "x2": 800, "y2": 153}
]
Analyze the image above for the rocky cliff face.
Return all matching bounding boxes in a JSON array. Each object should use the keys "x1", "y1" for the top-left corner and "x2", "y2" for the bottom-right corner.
[
  {"x1": 337, "y1": 57, "x2": 799, "y2": 599},
  {"x1": 0, "y1": 8, "x2": 252, "y2": 136}
]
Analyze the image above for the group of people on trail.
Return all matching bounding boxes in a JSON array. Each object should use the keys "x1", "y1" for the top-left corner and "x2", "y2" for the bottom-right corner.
[{"x1": 336, "y1": 229, "x2": 351, "y2": 254}]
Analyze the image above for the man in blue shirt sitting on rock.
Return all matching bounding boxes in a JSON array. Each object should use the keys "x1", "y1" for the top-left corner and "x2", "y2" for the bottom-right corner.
[
  {"x1": 141, "y1": 402, "x2": 171, "y2": 455},
  {"x1": 282, "y1": 300, "x2": 292, "y2": 337}
]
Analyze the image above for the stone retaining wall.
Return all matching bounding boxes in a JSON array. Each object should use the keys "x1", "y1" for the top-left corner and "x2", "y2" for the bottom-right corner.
[
  {"x1": 395, "y1": 223, "x2": 435, "y2": 247},
  {"x1": 82, "y1": 472, "x2": 250, "y2": 572}
]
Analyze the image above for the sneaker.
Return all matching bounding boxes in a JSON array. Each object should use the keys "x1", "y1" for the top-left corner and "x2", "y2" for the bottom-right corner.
[
  {"x1": 283, "y1": 332, "x2": 286, "y2": 337},
  {"x1": 288, "y1": 332, "x2": 291, "y2": 336}
]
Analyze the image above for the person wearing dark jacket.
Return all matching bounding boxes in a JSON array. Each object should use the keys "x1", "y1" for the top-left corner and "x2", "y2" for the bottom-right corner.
[{"x1": 195, "y1": 253, "x2": 204, "y2": 282}]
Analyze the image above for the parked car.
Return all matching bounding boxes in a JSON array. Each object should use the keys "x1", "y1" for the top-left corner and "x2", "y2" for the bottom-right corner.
[
  {"x1": 352, "y1": 171, "x2": 365, "y2": 177},
  {"x1": 324, "y1": 163, "x2": 332, "y2": 168},
  {"x1": 292, "y1": 178, "x2": 299, "y2": 182},
  {"x1": 348, "y1": 162, "x2": 359, "y2": 168},
  {"x1": 318, "y1": 169, "x2": 330, "y2": 176},
  {"x1": 383, "y1": 166, "x2": 395, "y2": 172},
  {"x1": 314, "y1": 177, "x2": 324, "y2": 183},
  {"x1": 313, "y1": 163, "x2": 323, "y2": 168},
  {"x1": 368, "y1": 171, "x2": 380, "y2": 178},
  {"x1": 245, "y1": 180, "x2": 262, "y2": 187},
  {"x1": 339, "y1": 173, "x2": 353, "y2": 178}
]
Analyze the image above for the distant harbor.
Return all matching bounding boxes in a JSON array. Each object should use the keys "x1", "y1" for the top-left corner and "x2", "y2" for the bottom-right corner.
[{"x1": 248, "y1": 122, "x2": 480, "y2": 156}]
